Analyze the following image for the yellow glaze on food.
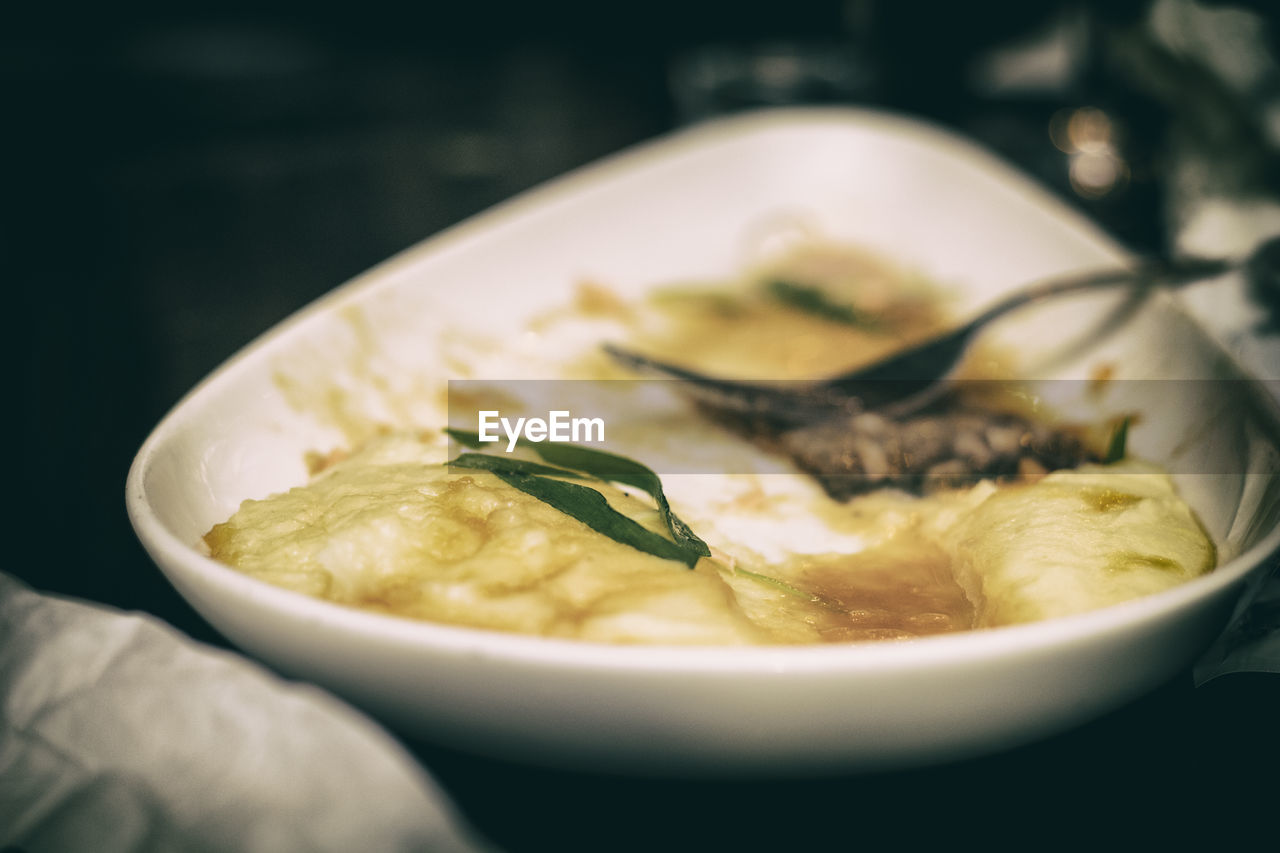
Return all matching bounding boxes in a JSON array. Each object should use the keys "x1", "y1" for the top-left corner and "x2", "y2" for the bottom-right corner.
[
  {"x1": 626, "y1": 242, "x2": 950, "y2": 380},
  {"x1": 206, "y1": 434, "x2": 768, "y2": 644},
  {"x1": 943, "y1": 464, "x2": 1215, "y2": 626},
  {"x1": 213, "y1": 241, "x2": 1217, "y2": 644},
  {"x1": 206, "y1": 434, "x2": 1214, "y2": 644}
]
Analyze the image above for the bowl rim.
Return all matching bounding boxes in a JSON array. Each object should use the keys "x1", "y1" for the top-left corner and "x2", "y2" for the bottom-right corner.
[{"x1": 125, "y1": 105, "x2": 1280, "y2": 675}]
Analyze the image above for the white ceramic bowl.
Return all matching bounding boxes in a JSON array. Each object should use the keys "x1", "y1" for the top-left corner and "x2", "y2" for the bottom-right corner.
[{"x1": 127, "y1": 108, "x2": 1280, "y2": 775}]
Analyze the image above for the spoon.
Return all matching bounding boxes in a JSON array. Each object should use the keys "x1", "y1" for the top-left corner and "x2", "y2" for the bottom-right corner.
[{"x1": 604, "y1": 244, "x2": 1269, "y2": 426}]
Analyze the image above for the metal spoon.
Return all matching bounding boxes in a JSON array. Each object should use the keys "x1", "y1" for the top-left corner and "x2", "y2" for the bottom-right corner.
[{"x1": 604, "y1": 245, "x2": 1266, "y2": 426}]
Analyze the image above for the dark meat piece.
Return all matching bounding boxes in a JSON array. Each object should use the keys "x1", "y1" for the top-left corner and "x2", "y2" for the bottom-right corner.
[{"x1": 779, "y1": 407, "x2": 1101, "y2": 500}]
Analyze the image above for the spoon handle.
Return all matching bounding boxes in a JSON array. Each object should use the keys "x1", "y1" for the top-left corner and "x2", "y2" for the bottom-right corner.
[
  {"x1": 834, "y1": 254, "x2": 1237, "y2": 390},
  {"x1": 965, "y1": 256, "x2": 1235, "y2": 333}
]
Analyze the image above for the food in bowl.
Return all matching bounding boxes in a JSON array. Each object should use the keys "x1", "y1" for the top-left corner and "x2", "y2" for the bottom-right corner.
[{"x1": 203, "y1": 241, "x2": 1216, "y2": 645}]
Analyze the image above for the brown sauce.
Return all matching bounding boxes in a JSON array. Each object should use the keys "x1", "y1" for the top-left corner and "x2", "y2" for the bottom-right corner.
[{"x1": 745, "y1": 541, "x2": 977, "y2": 643}]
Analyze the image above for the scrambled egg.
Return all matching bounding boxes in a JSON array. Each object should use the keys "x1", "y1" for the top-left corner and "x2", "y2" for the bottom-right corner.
[
  {"x1": 944, "y1": 465, "x2": 1215, "y2": 625},
  {"x1": 205, "y1": 433, "x2": 1214, "y2": 644},
  {"x1": 206, "y1": 434, "x2": 767, "y2": 644}
]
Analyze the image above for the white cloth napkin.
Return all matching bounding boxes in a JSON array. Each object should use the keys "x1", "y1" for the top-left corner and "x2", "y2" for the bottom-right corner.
[{"x1": 0, "y1": 572, "x2": 496, "y2": 853}]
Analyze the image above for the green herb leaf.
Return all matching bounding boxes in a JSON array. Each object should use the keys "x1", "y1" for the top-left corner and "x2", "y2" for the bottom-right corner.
[
  {"x1": 446, "y1": 428, "x2": 711, "y2": 558},
  {"x1": 766, "y1": 280, "x2": 880, "y2": 329},
  {"x1": 489, "y1": 470, "x2": 704, "y2": 568},
  {"x1": 1105, "y1": 416, "x2": 1131, "y2": 463},
  {"x1": 449, "y1": 452, "x2": 587, "y2": 480}
]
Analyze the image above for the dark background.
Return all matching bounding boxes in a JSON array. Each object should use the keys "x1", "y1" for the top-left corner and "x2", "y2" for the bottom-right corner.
[{"x1": 7, "y1": 1, "x2": 1280, "y2": 848}]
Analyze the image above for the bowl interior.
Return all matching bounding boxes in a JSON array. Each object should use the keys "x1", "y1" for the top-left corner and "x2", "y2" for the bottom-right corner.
[{"x1": 128, "y1": 107, "x2": 1280, "y2": 771}]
